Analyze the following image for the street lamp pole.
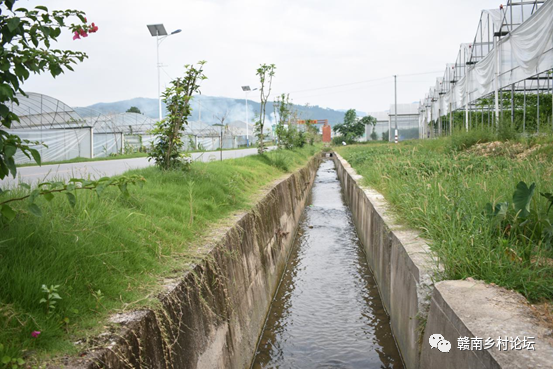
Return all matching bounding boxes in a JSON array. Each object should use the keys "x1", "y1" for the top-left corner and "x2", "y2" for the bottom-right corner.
[
  {"x1": 156, "y1": 36, "x2": 161, "y2": 121},
  {"x1": 147, "y1": 24, "x2": 181, "y2": 122},
  {"x1": 246, "y1": 91, "x2": 249, "y2": 145},
  {"x1": 394, "y1": 75, "x2": 398, "y2": 144}
]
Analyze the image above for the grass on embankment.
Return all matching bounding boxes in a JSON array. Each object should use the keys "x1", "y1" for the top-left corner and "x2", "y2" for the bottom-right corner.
[
  {"x1": 18, "y1": 144, "x2": 278, "y2": 167},
  {"x1": 17, "y1": 152, "x2": 149, "y2": 167},
  {"x1": 0, "y1": 145, "x2": 319, "y2": 361},
  {"x1": 336, "y1": 133, "x2": 553, "y2": 303}
]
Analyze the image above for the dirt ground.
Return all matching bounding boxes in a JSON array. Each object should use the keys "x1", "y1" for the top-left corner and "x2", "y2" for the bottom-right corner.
[{"x1": 464, "y1": 141, "x2": 544, "y2": 160}]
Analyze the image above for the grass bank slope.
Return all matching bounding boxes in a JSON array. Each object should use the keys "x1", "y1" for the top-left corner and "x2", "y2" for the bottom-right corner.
[
  {"x1": 0, "y1": 146, "x2": 319, "y2": 361},
  {"x1": 337, "y1": 136, "x2": 553, "y2": 303}
]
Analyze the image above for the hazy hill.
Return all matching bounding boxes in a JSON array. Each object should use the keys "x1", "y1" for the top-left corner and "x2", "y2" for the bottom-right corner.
[{"x1": 75, "y1": 96, "x2": 365, "y2": 126}]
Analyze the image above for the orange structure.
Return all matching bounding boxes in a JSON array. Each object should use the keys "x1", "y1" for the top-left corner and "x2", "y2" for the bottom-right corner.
[{"x1": 322, "y1": 121, "x2": 331, "y2": 143}]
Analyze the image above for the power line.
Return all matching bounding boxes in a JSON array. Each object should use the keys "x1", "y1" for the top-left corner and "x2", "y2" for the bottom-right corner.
[
  {"x1": 288, "y1": 69, "x2": 443, "y2": 95},
  {"x1": 291, "y1": 80, "x2": 392, "y2": 100},
  {"x1": 289, "y1": 76, "x2": 390, "y2": 94}
]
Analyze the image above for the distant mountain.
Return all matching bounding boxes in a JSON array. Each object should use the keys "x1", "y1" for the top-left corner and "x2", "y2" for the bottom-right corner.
[{"x1": 75, "y1": 96, "x2": 351, "y2": 126}]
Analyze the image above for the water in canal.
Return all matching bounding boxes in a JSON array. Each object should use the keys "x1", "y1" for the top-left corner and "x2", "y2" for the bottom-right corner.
[{"x1": 251, "y1": 159, "x2": 404, "y2": 369}]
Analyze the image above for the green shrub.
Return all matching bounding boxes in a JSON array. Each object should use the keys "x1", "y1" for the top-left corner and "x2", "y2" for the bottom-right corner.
[
  {"x1": 497, "y1": 117, "x2": 519, "y2": 141},
  {"x1": 448, "y1": 128, "x2": 496, "y2": 152}
]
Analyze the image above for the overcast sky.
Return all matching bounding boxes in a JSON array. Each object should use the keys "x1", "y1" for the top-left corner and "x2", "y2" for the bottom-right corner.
[{"x1": 20, "y1": 0, "x2": 502, "y2": 113}]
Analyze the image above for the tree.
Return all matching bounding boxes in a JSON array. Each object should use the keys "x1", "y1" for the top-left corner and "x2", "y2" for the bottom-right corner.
[
  {"x1": 0, "y1": 4, "x2": 142, "y2": 225},
  {"x1": 344, "y1": 108, "x2": 357, "y2": 126},
  {"x1": 274, "y1": 93, "x2": 291, "y2": 149},
  {"x1": 149, "y1": 61, "x2": 207, "y2": 170},
  {"x1": 0, "y1": 1, "x2": 98, "y2": 180},
  {"x1": 333, "y1": 109, "x2": 364, "y2": 143},
  {"x1": 360, "y1": 115, "x2": 377, "y2": 140},
  {"x1": 126, "y1": 106, "x2": 142, "y2": 114},
  {"x1": 305, "y1": 119, "x2": 319, "y2": 145},
  {"x1": 254, "y1": 63, "x2": 276, "y2": 154}
]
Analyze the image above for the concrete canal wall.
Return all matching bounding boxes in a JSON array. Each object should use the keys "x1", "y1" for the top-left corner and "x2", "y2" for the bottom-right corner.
[
  {"x1": 68, "y1": 154, "x2": 321, "y2": 369},
  {"x1": 332, "y1": 152, "x2": 553, "y2": 369}
]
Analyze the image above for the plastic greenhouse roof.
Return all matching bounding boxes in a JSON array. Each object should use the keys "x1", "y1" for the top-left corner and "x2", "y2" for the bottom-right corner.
[
  {"x1": 9, "y1": 92, "x2": 85, "y2": 129},
  {"x1": 388, "y1": 104, "x2": 420, "y2": 116}
]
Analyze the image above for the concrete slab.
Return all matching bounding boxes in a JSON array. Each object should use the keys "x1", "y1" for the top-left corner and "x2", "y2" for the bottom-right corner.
[{"x1": 421, "y1": 280, "x2": 553, "y2": 369}]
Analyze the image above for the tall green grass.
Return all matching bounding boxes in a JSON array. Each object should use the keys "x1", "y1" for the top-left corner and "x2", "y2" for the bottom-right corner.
[
  {"x1": 337, "y1": 137, "x2": 553, "y2": 303},
  {"x1": 0, "y1": 146, "x2": 319, "y2": 361}
]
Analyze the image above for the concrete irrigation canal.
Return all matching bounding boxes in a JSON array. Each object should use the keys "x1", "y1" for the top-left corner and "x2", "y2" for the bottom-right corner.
[
  {"x1": 251, "y1": 159, "x2": 403, "y2": 368},
  {"x1": 69, "y1": 152, "x2": 553, "y2": 369}
]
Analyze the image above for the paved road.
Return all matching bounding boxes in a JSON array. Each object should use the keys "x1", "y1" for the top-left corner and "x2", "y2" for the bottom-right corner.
[{"x1": 1, "y1": 147, "x2": 274, "y2": 188}]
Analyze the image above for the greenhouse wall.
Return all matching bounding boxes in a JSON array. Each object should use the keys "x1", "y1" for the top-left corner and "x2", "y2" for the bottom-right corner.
[
  {"x1": 9, "y1": 128, "x2": 92, "y2": 164},
  {"x1": 364, "y1": 121, "x2": 389, "y2": 141},
  {"x1": 94, "y1": 132, "x2": 123, "y2": 158},
  {"x1": 125, "y1": 134, "x2": 155, "y2": 152}
]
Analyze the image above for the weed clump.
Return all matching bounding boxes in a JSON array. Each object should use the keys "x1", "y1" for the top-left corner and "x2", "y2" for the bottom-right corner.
[{"x1": 337, "y1": 138, "x2": 553, "y2": 303}]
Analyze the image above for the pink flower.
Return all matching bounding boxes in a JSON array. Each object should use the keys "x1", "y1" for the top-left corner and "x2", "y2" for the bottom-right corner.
[
  {"x1": 79, "y1": 28, "x2": 88, "y2": 37},
  {"x1": 31, "y1": 331, "x2": 41, "y2": 338},
  {"x1": 84, "y1": 17, "x2": 87, "y2": 23},
  {"x1": 89, "y1": 23, "x2": 98, "y2": 33},
  {"x1": 73, "y1": 31, "x2": 80, "y2": 40}
]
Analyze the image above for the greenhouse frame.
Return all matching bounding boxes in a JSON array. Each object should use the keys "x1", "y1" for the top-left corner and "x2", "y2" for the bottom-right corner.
[
  {"x1": 7, "y1": 93, "x2": 273, "y2": 164},
  {"x1": 419, "y1": 0, "x2": 553, "y2": 137}
]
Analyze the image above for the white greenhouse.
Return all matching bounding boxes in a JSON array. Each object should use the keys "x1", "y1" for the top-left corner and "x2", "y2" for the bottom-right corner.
[
  {"x1": 7, "y1": 93, "x2": 93, "y2": 164},
  {"x1": 419, "y1": 0, "x2": 553, "y2": 137}
]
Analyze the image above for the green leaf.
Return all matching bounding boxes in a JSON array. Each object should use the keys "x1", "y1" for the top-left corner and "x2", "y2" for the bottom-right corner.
[
  {"x1": 14, "y1": 64, "x2": 30, "y2": 81},
  {"x1": 1, "y1": 204, "x2": 16, "y2": 221},
  {"x1": 95, "y1": 185, "x2": 105, "y2": 197},
  {"x1": 43, "y1": 192, "x2": 54, "y2": 202},
  {"x1": 118, "y1": 183, "x2": 129, "y2": 197},
  {"x1": 0, "y1": 85, "x2": 14, "y2": 101},
  {"x1": 65, "y1": 192, "x2": 76, "y2": 208},
  {"x1": 29, "y1": 149, "x2": 41, "y2": 166},
  {"x1": 541, "y1": 193, "x2": 553, "y2": 214},
  {"x1": 29, "y1": 189, "x2": 40, "y2": 204},
  {"x1": 2, "y1": 356, "x2": 10, "y2": 364},
  {"x1": 35, "y1": 5, "x2": 48, "y2": 11},
  {"x1": 0, "y1": 343, "x2": 4, "y2": 351},
  {"x1": 6, "y1": 157, "x2": 16, "y2": 177},
  {"x1": 28, "y1": 203, "x2": 42, "y2": 217},
  {"x1": 49, "y1": 64, "x2": 63, "y2": 78},
  {"x1": 19, "y1": 183, "x2": 31, "y2": 190},
  {"x1": 0, "y1": 104, "x2": 9, "y2": 118},
  {"x1": 16, "y1": 358, "x2": 24, "y2": 365},
  {"x1": 7, "y1": 17, "x2": 21, "y2": 32},
  {"x1": 4, "y1": 145, "x2": 16, "y2": 159},
  {"x1": 513, "y1": 181, "x2": 535, "y2": 219},
  {"x1": 484, "y1": 202, "x2": 509, "y2": 220}
]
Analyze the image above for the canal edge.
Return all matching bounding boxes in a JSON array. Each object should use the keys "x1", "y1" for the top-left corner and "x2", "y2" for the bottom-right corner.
[
  {"x1": 332, "y1": 151, "x2": 553, "y2": 369},
  {"x1": 60, "y1": 153, "x2": 322, "y2": 369}
]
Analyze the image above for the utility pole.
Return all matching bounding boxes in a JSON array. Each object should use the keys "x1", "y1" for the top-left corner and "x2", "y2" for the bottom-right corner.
[{"x1": 394, "y1": 75, "x2": 398, "y2": 143}]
